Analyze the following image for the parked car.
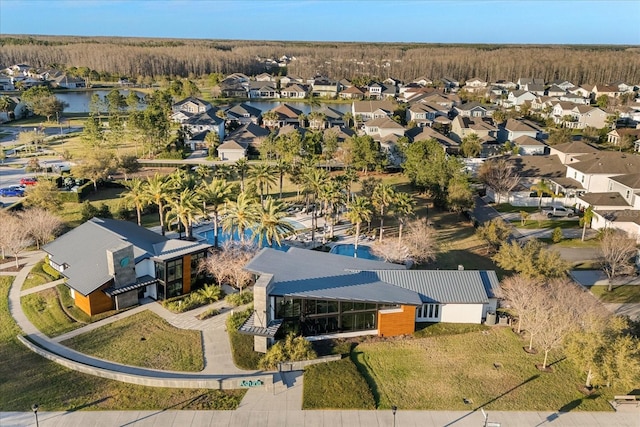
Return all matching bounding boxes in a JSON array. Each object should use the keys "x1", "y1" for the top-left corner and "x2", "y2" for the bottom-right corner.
[
  {"x1": 542, "y1": 206, "x2": 574, "y2": 218},
  {"x1": 0, "y1": 186, "x2": 25, "y2": 197},
  {"x1": 20, "y1": 177, "x2": 38, "y2": 186}
]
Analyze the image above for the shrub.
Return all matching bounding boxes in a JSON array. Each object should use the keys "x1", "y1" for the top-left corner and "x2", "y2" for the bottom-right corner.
[
  {"x1": 552, "y1": 227, "x2": 563, "y2": 243},
  {"x1": 197, "y1": 284, "x2": 224, "y2": 303},
  {"x1": 80, "y1": 201, "x2": 99, "y2": 222},
  {"x1": 226, "y1": 306, "x2": 262, "y2": 370},
  {"x1": 225, "y1": 291, "x2": 253, "y2": 307},
  {"x1": 197, "y1": 307, "x2": 220, "y2": 320},
  {"x1": 41, "y1": 259, "x2": 61, "y2": 280},
  {"x1": 259, "y1": 333, "x2": 317, "y2": 370}
]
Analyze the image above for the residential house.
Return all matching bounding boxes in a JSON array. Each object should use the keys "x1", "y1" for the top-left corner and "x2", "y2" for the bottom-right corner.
[
  {"x1": 0, "y1": 75, "x2": 14, "y2": 91},
  {"x1": 491, "y1": 80, "x2": 518, "y2": 90},
  {"x1": 52, "y1": 74, "x2": 86, "y2": 89},
  {"x1": 503, "y1": 119, "x2": 543, "y2": 142},
  {"x1": 248, "y1": 81, "x2": 279, "y2": 98},
  {"x1": 550, "y1": 80, "x2": 575, "y2": 91},
  {"x1": 225, "y1": 103, "x2": 262, "y2": 125},
  {"x1": 503, "y1": 90, "x2": 537, "y2": 108},
  {"x1": 551, "y1": 101, "x2": 579, "y2": 125},
  {"x1": 513, "y1": 135, "x2": 547, "y2": 156},
  {"x1": 217, "y1": 140, "x2": 247, "y2": 162},
  {"x1": 612, "y1": 81, "x2": 636, "y2": 94},
  {"x1": 565, "y1": 151, "x2": 640, "y2": 192},
  {"x1": 517, "y1": 78, "x2": 545, "y2": 90},
  {"x1": 255, "y1": 73, "x2": 275, "y2": 82},
  {"x1": 172, "y1": 97, "x2": 212, "y2": 115},
  {"x1": 363, "y1": 116, "x2": 405, "y2": 139},
  {"x1": 365, "y1": 82, "x2": 385, "y2": 99},
  {"x1": 279, "y1": 75, "x2": 304, "y2": 86},
  {"x1": 339, "y1": 85, "x2": 365, "y2": 100},
  {"x1": 412, "y1": 76, "x2": 433, "y2": 86},
  {"x1": 405, "y1": 103, "x2": 442, "y2": 127},
  {"x1": 352, "y1": 100, "x2": 395, "y2": 123},
  {"x1": 280, "y1": 84, "x2": 308, "y2": 99},
  {"x1": 312, "y1": 78, "x2": 340, "y2": 98},
  {"x1": 464, "y1": 78, "x2": 488, "y2": 92},
  {"x1": 309, "y1": 106, "x2": 345, "y2": 129},
  {"x1": 181, "y1": 110, "x2": 225, "y2": 141},
  {"x1": 548, "y1": 140, "x2": 598, "y2": 165},
  {"x1": 186, "y1": 130, "x2": 209, "y2": 151},
  {"x1": 607, "y1": 127, "x2": 640, "y2": 147},
  {"x1": 441, "y1": 77, "x2": 460, "y2": 91},
  {"x1": 454, "y1": 101, "x2": 495, "y2": 118},
  {"x1": 405, "y1": 126, "x2": 460, "y2": 154},
  {"x1": 546, "y1": 85, "x2": 566, "y2": 97},
  {"x1": 569, "y1": 85, "x2": 594, "y2": 99},
  {"x1": 323, "y1": 125, "x2": 355, "y2": 144},
  {"x1": 44, "y1": 218, "x2": 211, "y2": 316},
  {"x1": 559, "y1": 93, "x2": 591, "y2": 105},
  {"x1": 570, "y1": 105, "x2": 609, "y2": 129},
  {"x1": 242, "y1": 247, "x2": 499, "y2": 352},
  {"x1": 225, "y1": 122, "x2": 270, "y2": 154},
  {"x1": 263, "y1": 103, "x2": 304, "y2": 128},
  {"x1": 593, "y1": 84, "x2": 620, "y2": 99},
  {"x1": 450, "y1": 116, "x2": 498, "y2": 144},
  {"x1": 526, "y1": 84, "x2": 546, "y2": 97}
]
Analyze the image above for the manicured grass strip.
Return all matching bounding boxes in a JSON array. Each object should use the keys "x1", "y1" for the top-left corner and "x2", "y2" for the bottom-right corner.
[
  {"x1": 551, "y1": 238, "x2": 600, "y2": 248},
  {"x1": 303, "y1": 357, "x2": 375, "y2": 409},
  {"x1": 21, "y1": 288, "x2": 84, "y2": 337},
  {"x1": 414, "y1": 322, "x2": 489, "y2": 338},
  {"x1": 350, "y1": 328, "x2": 618, "y2": 411},
  {"x1": 1, "y1": 276, "x2": 245, "y2": 411},
  {"x1": 590, "y1": 285, "x2": 640, "y2": 303},
  {"x1": 511, "y1": 220, "x2": 580, "y2": 229},
  {"x1": 226, "y1": 307, "x2": 262, "y2": 370},
  {"x1": 21, "y1": 260, "x2": 57, "y2": 290},
  {"x1": 62, "y1": 311, "x2": 204, "y2": 372}
]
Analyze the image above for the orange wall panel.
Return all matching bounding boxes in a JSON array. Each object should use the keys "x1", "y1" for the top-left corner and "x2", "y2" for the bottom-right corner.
[
  {"x1": 183, "y1": 255, "x2": 191, "y2": 294},
  {"x1": 377, "y1": 305, "x2": 416, "y2": 337},
  {"x1": 73, "y1": 283, "x2": 114, "y2": 316}
]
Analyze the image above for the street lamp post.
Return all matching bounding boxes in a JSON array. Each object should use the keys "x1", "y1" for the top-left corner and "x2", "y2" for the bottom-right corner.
[
  {"x1": 391, "y1": 405, "x2": 397, "y2": 427},
  {"x1": 31, "y1": 403, "x2": 39, "y2": 427}
]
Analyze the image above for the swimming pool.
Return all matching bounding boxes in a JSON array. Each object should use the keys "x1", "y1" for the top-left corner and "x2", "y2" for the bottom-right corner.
[
  {"x1": 198, "y1": 218, "x2": 306, "y2": 249},
  {"x1": 329, "y1": 244, "x2": 381, "y2": 260}
]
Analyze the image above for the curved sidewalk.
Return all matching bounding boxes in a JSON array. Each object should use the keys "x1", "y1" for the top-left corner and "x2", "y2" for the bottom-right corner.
[{"x1": 7, "y1": 251, "x2": 270, "y2": 388}]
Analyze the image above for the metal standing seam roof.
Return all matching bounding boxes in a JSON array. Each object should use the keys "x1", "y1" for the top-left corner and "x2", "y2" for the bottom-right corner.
[
  {"x1": 43, "y1": 218, "x2": 211, "y2": 296},
  {"x1": 244, "y1": 248, "x2": 498, "y2": 306}
]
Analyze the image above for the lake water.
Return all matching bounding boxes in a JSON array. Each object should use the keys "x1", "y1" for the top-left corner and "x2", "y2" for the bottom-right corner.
[{"x1": 55, "y1": 90, "x2": 353, "y2": 114}]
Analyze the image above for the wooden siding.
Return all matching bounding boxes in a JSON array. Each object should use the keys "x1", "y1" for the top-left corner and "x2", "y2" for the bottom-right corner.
[
  {"x1": 182, "y1": 254, "x2": 191, "y2": 294},
  {"x1": 377, "y1": 305, "x2": 416, "y2": 337},
  {"x1": 74, "y1": 282, "x2": 113, "y2": 316}
]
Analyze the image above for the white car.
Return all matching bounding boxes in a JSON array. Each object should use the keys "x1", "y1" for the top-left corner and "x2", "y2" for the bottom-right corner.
[{"x1": 542, "y1": 206, "x2": 574, "y2": 218}]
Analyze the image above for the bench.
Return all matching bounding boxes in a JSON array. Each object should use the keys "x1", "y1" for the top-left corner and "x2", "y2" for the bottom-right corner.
[{"x1": 614, "y1": 395, "x2": 639, "y2": 406}]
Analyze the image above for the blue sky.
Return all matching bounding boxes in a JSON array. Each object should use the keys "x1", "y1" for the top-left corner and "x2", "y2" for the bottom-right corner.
[{"x1": 1, "y1": 0, "x2": 639, "y2": 44}]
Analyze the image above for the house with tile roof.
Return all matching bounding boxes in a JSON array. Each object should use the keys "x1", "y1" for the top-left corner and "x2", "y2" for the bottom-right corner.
[
  {"x1": 44, "y1": 218, "x2": 211, "y2": 316},
  {"x1": 241, "y1": 248, "x2": 499, "y2": 352}
]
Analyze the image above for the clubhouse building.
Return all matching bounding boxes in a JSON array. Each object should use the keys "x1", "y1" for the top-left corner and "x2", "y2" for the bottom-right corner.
[
  {"x1": 44, "y1": 218, "x2": 212, "y2": 316},
  {"x1": 241, "y1": 247, "x2": 500, "y2": 352}
]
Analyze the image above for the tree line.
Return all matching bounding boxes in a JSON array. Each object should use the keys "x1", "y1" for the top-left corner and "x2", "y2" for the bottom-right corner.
[{"x1": 1, "y1": 35, "x2": 639, "y2": 84}]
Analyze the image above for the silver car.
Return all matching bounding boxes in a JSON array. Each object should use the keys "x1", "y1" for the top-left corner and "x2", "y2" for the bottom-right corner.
[{"x1": 542, "y1": 206, "x2": 574, "y2": 218}]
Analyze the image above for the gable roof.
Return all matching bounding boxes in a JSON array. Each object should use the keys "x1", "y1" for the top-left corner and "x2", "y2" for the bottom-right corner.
[
  {"x1": 569, "y1": 152, "x2": 640, "y2": 175},
  {"x1": 226, "y1": 103, "x2": 262, "y2": 119},
  {"x1": 505, "y1": 154, "x2": 566, "y2": 178},
  {"x1": 270, "y1": 103, "x2": 303, "y2": 119},
  {"x1": 184, "y1": 109, "x2": 223, "y2": 127},
  {"x1": 365, "y1": 116, "x2": 405, "y2": 129},
  {"x1": 505, "y1": 118, "x2": 539, "y2": 133},
  {"x1": 228, "y1": 122, "x2": 270, "y2": 140},
  {"x1": 244, "y1": 248, "x2": 497, "y2": 305},
  {"x1": 218, "y1": 140, "x2": 247, "y2": 151},
  {"x1": 579, "y1": 192, "x2": 630, "y2": 207},
  {"x1": 609, "y1": 173, "x2": 640, "y2": 189},
  {"x1": 549, "y1": 140, "x2": 598, "y2": 154},
  {"x1": 353, "y1": 100, "x2": 395, "y2": 114},
  {"x1": 43, "y1": 218, "x2": 211, "y2": 295},
  {"x1": 405, "y1": 126, "x2": 459, "y2": 149},
  {"x1": 513, "y1": 135, "x2": 545, "y2": 146}
]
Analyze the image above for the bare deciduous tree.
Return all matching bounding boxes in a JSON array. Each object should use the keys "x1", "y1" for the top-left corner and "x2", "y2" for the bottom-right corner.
[
  {"x1": 599, "y1": 229, "x2": 637, "y2": 291},
  {"x1": 478, "y1": 158, "x2": 520, "y2": 204},
  {"x1": 4, "y1": 214, "x2": 32, "y2": 267},
  {"x1": 199, "y1": 241, "x2": 257, "y2": 292},
  {"x1": 496, "y1": 274, "x2": 543, "y2": 334},
  {"x1": 370, "y1": 240, "x2": 411, "y2": 264},
  {"x1": 402, "y1": 218, "x2": 437, "y2": 264},
  {"x1": 19, "y1": 208, "x2": 63, "y2": 250}
]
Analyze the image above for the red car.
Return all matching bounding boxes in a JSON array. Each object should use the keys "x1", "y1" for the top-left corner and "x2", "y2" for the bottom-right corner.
[{"x1": 20, "y1": 177, "x2": 38, "y2": 186}]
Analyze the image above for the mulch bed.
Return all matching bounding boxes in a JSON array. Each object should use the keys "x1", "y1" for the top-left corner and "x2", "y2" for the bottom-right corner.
[
  {"x1": 523, "y1": 347, "x2": 538, "y2": 354},
  {"x1": 0, "y1": 263, "x2": 24, "y2": 272},
  {"x1": 535, "y1": 364, "x2": 554, "y2": 373}
]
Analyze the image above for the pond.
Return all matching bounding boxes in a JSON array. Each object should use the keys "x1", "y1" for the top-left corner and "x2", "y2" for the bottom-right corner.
[
  {"x1": 54, "y1": 89, "x2": 145, "y2": 113},
  {"x1": 329, "y1": 244, "x2": 381, "y2": 260}
]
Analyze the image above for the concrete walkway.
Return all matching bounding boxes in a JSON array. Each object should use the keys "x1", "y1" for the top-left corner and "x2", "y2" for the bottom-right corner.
[{"x1": 1, "y1": 408, "x2": 635, "y2": 426}]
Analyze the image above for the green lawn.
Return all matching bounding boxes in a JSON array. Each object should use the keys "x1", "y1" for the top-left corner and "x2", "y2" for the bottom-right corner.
[
  {"x1": 226, "y1": 307, "x2": 262, "y2": 370},
  {"x1": 22, "y1": 260, "x2": 57, "y2": 290},
  {"x1": 62, "y1": 311, "x2": 204, "y2": 372},
  {"x1": 303, "y1": 357, "x2": 375, "y2": 409},
  {"x1": 511, "y1": 220, "x2": 580, "y2": 229},
  {"x1": 549, "y1": 238, "x2": 600, "y2": 248},
  {"x1": 313, "y1": 328, "x2": 623, "y2": 411},
  {"x1": 21, "y1": 288, "x2": 85, "y2": 337},
  {"x1": 0, "y1": 276, "x2": 245, "y2": 411},
  {"x1": 590, "y1": 285, "x2": 640, "y2": 303}
]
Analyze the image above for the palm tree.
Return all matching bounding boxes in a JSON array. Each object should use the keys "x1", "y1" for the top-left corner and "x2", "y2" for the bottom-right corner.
[
  {"x1": 222, "y1": 192, "x2": 258, "y2": 243},
  {"x1": 249, "y1": 162, "x2": 276, "y2": 205},
  {"x1": 234, "y1": 158, "x2": 250, "y2": 192},
  {"x1": 530, "y1": 179, "x2": 552, "y2": 209},
  {"x1": 198, "y1": 178, "x2": 234, "y2": 247},
  {"x1": 372, "y1": 183, "x2": 396, "y2": 243},
  {"x1": 169, "y1": 168, "x2": 197, "y2": 191},
  {"x1": 121, "y1": 178, "x2": 148, "y2": 226},
  {"x1": 346, "y1": 197, "x2": 372, "y2": 255},
  {"x1": 262, "y1": 110, "x2": 279, "y2": 129},
  {"x1": 165, "y1": 188, "x2": 203, "y2": 240},
  {"x1": 343, "y1": 111, "x2": 354, "y2": 129},
  {"x1": 252, "y1": 197, "x2": 295, "y2": 248},
  {"x1": 144, "y1": 173, "x2": 175, "y2": 235},
  {"x1": 320, "y1": 179, "x2": 346, "y2": 239},
  {"x1": 274, "y1": 158, "x2": 290, "y2": 199},
  {"x1": 580, "y1": 205, "x2": 594, "y2": 242},
  {"x1": 194, "y1": 164, "x2": 211, "y2": 183},
  {"x1": 342, "y1": 166, "x2": 359, "y2": 202},
  {"x1": 302, "y1": 167, "x2": 329, "y2": 243},
  {"x1": 394, "y1": 192, "x2": 415, "y2": 243},
  {"x1": 214, "y1": 163, "x2": 234, "y2": 180}
]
